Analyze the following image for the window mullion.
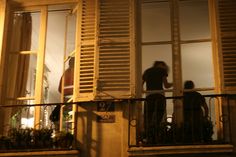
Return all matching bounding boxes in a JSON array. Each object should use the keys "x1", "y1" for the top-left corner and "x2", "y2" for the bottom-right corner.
[
  {"x1": 170, "y1": 0, "x2": 183, "y2": 125},
  {"x1": 34, "y1": 6, "x2": 48, "y2": 129}
]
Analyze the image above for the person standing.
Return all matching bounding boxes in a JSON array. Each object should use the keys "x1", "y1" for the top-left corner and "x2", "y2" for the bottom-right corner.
[
  {"x1": 50, "y1": 57, "x2": 74, "y2": 132},
  {"x1": 58, "y1": 57, "x2": 74, "y2": 97},
  {"x1": 142, "y1": 61, "x2": 173, "y2": 144},
  {"x1": 183, "y1": 80, "x2": 209, "y2": 142}
]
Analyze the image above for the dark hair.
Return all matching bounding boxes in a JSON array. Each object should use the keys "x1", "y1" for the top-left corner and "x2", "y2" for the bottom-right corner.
[
  {"x1": 153, "y1": 61, "x2": 169, "y2": 73},
  {"x1": 153, "y1": 61, "x2": 162, "y2": 67},
  {"x1": 184, "y1": 80, "x2": 194, "y2": 89}
]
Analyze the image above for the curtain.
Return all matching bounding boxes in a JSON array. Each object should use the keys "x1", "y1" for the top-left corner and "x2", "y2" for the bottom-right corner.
[{"x1": 3, "y1": 13, "x2": 32, "y2": 130}]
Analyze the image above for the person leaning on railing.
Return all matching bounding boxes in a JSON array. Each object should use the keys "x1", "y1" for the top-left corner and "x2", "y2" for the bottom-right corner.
[
  {"x1": 142, "y1": 61, "x2": 173, "y2": 144},
  {"x1": 183, "y1": 80, "x2": 209, "y2": 143}
]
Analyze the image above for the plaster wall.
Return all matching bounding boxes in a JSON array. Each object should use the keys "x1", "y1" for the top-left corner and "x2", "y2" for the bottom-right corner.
[{"x1": 76, "y1": 102, "x2": 129, "y2": 157}]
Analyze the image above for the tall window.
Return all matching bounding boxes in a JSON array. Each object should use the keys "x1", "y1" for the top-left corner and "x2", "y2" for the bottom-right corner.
[
  {"x1": 141, "y1": 0, "x2": 215, "y2": 117},
  {"x1": 2, "y1": 4, "x2": 77, "y2": 130}
]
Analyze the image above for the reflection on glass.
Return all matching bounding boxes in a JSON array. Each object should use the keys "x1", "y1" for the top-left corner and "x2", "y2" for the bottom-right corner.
[
  {"x1": 142, "y1": 2, "x2": 171, "y2": 42},
  {"x1": 181, "y1": 42, "x2": 214, "y2": 88},
  {"x1": 179, "y1": 0, "x2": 210, "y2": 40}
]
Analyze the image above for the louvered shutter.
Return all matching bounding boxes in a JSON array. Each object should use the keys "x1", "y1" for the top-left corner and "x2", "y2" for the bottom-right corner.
[
  {"x1": 77, "y1": 0, "x2": 96, "y2": 101},
  {"x1": 77, "y1": 0, "x2": 137, "y2": 101},
  {"x1": 97, "y1": 0, "x2": 135, "y2": 99},
  {"x1": 218, "y1": 0, "x2": 236, "y2": 89}
]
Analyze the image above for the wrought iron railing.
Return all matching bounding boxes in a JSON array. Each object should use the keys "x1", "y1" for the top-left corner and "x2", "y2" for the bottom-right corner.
[
  {"x1": 128, "y1": 94, "x2": 234, "y2": 147},
  {"x1": 0, "y1": 102, "x2": 76, "y2": 151},
  {"x1": 0, "y1": 94, "x2": 235, "y2": 151}
]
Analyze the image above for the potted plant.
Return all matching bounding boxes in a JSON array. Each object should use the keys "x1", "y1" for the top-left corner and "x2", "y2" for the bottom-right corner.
[{"x1": 54, "y1": 131, "x2": 73, "y2": 149}]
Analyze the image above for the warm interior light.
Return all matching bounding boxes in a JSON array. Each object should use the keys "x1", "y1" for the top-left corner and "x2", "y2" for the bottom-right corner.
[{"x1": 21, "y1": 117, "x2": 34, "y2": 128}]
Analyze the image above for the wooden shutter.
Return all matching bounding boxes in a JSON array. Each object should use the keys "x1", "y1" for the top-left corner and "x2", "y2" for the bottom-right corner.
[
  {"x1": 97, "y1": 0, "x2": 135, "y2": 99},
  {"x1": 77, "y1": 0, "x2": 96, "y2": 101},
  {"x1": 218, "y1": 0, "x2": 236, "y2": 89},
  {"x1": 77, "y1": 0, "x2": 137, "y2": 101}
]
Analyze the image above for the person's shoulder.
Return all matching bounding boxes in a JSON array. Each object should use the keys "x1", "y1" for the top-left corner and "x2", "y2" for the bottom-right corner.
[
  {"x1": 194, "y1": 91, "x2": 203, "y2": 96},
  {"x1": 143, "y1": 67, "x2": 154, "y2": 74},
  {"x1": 190, "y1": 91, "x2": 205, "y2": 100},
  {"x1": 184, "y1": 91, "x2": 200, "y2": 97},
  {"x1": 145, "y1": 67, "x2": 153, "y2": 71}
]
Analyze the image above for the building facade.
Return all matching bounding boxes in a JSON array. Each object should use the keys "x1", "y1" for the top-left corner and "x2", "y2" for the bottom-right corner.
[{"x1": 0, "y1": 0, "x2": 236, "y2": 157}]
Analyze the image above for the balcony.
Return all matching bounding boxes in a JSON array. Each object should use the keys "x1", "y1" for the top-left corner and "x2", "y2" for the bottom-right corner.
[
  {"x1": 0, "y1": 102, "x2": 79, "y2": 157},
  {"x1": 0, "y1": 94, "x2": 235, "y2": 156},
  {"x1": 127, "y1": 94, "x2": 235, "y2": 156}
]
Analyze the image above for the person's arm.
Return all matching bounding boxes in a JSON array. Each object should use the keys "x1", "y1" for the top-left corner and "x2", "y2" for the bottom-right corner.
[
  {"x1": 58, "y1": 77, "x2": 62, "y2": 93},
  {"x1": 142, "y1": 72, "x2": 146, "y2": 91},
  {"x1": 142, "y1": 79, "x2": 145, "y2": 86},
  {"x1": 163, "y1": 76, "x2": 173, "y2": 89},
  {"x1": 202, "y1": 100, "x2": 209, "y2": 117},
  {"x1": 199, "y1": 94, "x2": 209, "y2": 117}
]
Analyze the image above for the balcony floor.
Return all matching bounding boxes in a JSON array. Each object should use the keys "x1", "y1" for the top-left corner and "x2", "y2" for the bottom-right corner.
[{"x1": 128, "y1": 144, "x2": 234, "y2": 156}]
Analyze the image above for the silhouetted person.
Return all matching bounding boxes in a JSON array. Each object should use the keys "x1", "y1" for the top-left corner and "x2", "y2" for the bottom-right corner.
[
  {"x1": 58, "y1": 57, "x2": 74, "y2": 97},
  {"x1": 142, "y1": 61, "x2": 172, "y2": 144},
  {"x1": 50, "y1": 57, "x2": 74, "y2": 132},
  {"x1": 183, "y1": 80, "x2": 209, "y2": 143}
]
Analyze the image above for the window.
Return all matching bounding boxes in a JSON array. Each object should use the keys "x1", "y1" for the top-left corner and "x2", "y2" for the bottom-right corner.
[
  {"x1": 0, "y1": 0, "x2": 138, "y2": 130},
  {"x1": 2, "y1": 3, "x2": 77, "y2": 130},
  {"x1": 141, "y1": 0, "x2": 216, "y2": 127},
  {"x1": 142, "y1": 0, "x2": 214, "y2": 91}
]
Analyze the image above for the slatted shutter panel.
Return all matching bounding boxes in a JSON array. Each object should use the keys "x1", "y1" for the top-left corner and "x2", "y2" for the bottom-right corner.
[
  {"x1": 77, "y1": 0, "x2": 136, "y2": 101},
  {"x1": 218, "y1": 0, "x2": 236, "y2": 89},
  {"x1": 77, "y1": 0, "x2": 96, "y2": 101},
  {"x1": 96, "y1": 0, "x2": 136, "y2": 99}
]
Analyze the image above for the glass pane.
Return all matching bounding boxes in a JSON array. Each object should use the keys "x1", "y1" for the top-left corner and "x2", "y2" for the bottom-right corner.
[
  {"x1": 42, "y1": 11, "x2": 68, "y2": 129},
  {"x1": 6, "y1": 12, "x2": 40, "y2": 129},
  {"x1": 43, "y1": 11, "x2": 76, "y2": 130},
  {"x1": 66, "y1": 14, "x2": 76, "y2": 56},
  {"x1": 27, "y1": 55, "x2": 37, "y2": 97},
  {"x1": 44, "y1": 11, "x2": 68, "y2": 104},
  {"x1": 31, "y1": 12, "x2": 40, "y2": 51},
  {"x1": 142, "y1": 2, "x2": 171, "y2": 42},
  {"x1": 179, "y1": 0, "x2": 210, "y2": 40},
  {"x1": 5, "y1": 54, "x2": 37, "y2": 99},
  {"x1": 181, "y1": 42, "x2": 214, "y2": 88},
  {"x1": 5, "y1": 54, "x2": 37, "y2": 128},
  {"x1": 142, "y1": 45, "x2": 172, "y2": 81}
]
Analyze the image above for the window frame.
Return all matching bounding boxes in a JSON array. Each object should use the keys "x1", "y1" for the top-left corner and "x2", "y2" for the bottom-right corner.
[{"x1": 139, "y1": 0, "x2": 219, "y2": 126}]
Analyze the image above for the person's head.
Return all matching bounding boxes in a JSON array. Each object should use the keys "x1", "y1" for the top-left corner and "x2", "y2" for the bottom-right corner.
[
  {"x1": 153, "y1": 61, "x2": 161, "y2": 68},
  {"x1": 69, "y1": 57, "x2": 75, "y2": 68},
  {"x1": 153, "y1": 61, "x2": 169, "y2": 73},
  {"x1": 184, "y1": 80, "x2": 195, "y2": 89}
]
